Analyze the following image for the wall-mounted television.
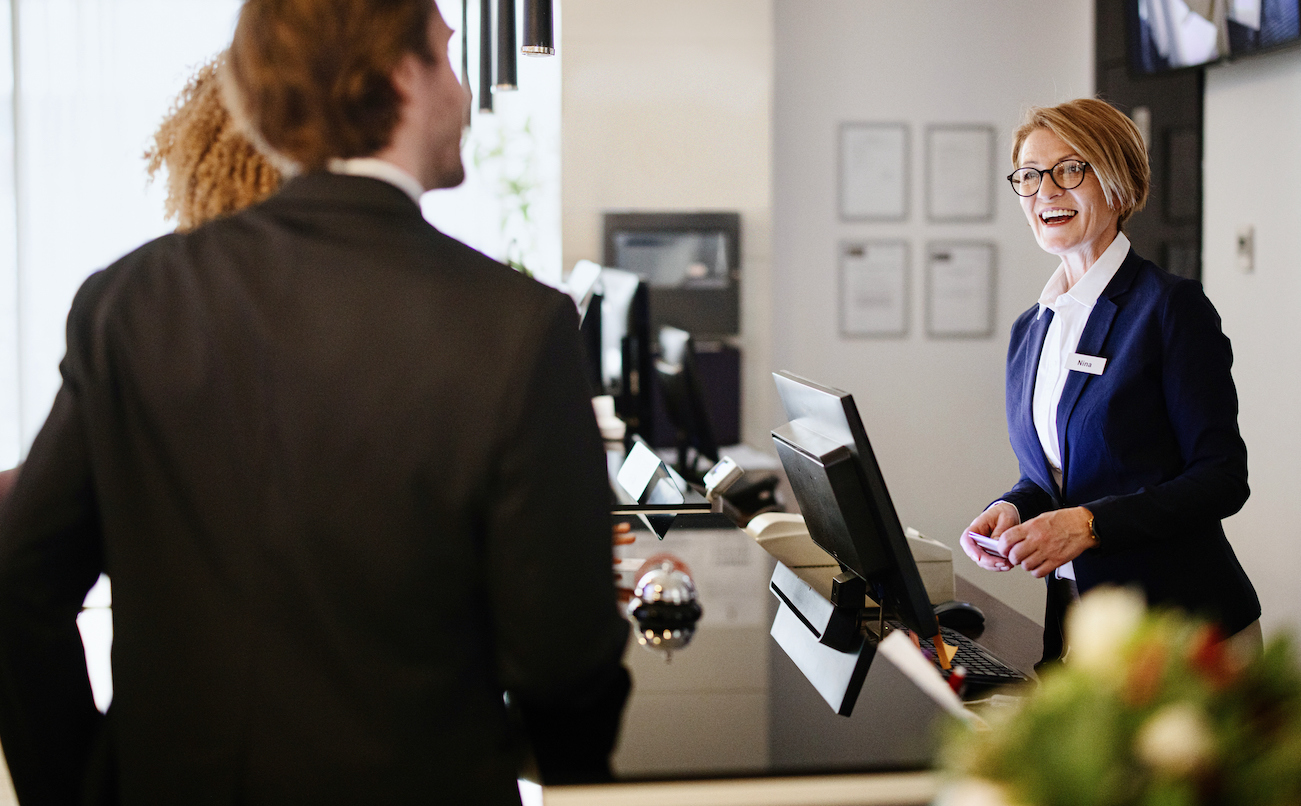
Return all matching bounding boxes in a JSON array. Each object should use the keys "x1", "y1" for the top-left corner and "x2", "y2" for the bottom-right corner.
[
  {"x1": 602, "y1": 212, "x2": 741, "y2": 339},
  {"x1": 1226, "y1": 0, "x2": 1301, "y2": 57},
  {"x1": 1129, "y1": 0, "x2": 1301, "y2": 75}
]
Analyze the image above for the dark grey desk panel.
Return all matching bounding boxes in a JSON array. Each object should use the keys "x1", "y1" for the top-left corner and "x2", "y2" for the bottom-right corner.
[{"x1": 610, "y1": 523, "x2": 1037, "y2": 782}]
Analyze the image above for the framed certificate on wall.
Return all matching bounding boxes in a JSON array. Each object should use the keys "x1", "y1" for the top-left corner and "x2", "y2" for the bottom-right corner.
[
  {"x1": 840, "y1": 240, "x2": 909, "y2": 337},
  {"x1": 839, "y1": 123, "x2": 909, "y2": 221},
  {"x1": 925, "y1": 125, "x2": 995, "y2": 222},
  {"x1": 925, "y1": 241, "x2": 995, "y2": 338}
]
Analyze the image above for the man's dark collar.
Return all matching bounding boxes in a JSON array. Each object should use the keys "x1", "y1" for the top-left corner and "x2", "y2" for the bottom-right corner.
[{"x1": 268, "y1": 171, "x2": 425, "y2": 216}]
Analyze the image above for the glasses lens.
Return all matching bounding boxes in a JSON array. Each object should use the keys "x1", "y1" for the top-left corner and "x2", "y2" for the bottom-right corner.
[
  {"x1": 1010, "y1": 168, "x2": 1040, "y2": 196},
  {"x1": 1053, "y1": 161, "x2": 1087, "y2": 190}
]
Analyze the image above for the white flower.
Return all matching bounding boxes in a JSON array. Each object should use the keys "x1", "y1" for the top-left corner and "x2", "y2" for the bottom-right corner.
[
  {"x1": 936, "y1": 778, "x2": 1024, "y2": 806},
  {"x1": 1135, "y1": 703, "x2": 1216, "y2": 775},
  {"x1": 1066, "y1": 586, "x2": 1146, "y2": 674}
]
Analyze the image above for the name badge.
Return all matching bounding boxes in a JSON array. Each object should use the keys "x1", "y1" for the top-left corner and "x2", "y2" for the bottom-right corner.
[{"x1": 1068, "y1": 353, "x2": 1107, "y2": 375}]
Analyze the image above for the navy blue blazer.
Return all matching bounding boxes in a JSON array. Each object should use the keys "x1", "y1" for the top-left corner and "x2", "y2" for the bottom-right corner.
[{"x1": 1000, "y1": 248, "x2": 1260, "y2": 634}]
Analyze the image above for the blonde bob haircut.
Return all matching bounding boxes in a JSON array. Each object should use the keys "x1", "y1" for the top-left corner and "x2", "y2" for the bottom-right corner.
[{"x1": 1011, "y1": 98, "x2": 1150, "y2": 229}]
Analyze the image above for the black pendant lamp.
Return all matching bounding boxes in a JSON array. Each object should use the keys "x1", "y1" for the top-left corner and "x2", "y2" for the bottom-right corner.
[
  {"x1": 461, "y1": 0, "x2": 472, "y2": 125},
  {"x1": 495, "y1": 0, "x2": 517, "y2": 91},
  {"x1": 478, "y1": 0, "x2": 494, "y2": 112},
  {"x1": 461, "y1": 0, "x2": 469, "y2": 82},
  {"x1": 522, "y1": 0, "x2": 554, "y2": 56}
]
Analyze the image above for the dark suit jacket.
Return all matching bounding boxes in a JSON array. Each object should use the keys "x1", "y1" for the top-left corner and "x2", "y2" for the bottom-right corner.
[
  {"x1": 0, "y1": 173, "x2": 630, "y2": 805},
  {"x1": 1000, "y1": 248, "x2": 1259, "y2": 633}
]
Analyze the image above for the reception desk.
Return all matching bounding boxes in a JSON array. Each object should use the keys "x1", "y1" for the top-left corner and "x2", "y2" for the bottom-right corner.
[{"x1": 540, "y1": 516, "x2": 1040, "y2": 805}]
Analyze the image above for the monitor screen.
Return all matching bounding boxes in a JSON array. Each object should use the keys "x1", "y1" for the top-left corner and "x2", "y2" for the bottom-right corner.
[
  {"x1": 1226, "y1": 0, "x2": 1301, "y2": 57},
  {"x1": 603, "y1": 212, "x2": 741, "y2": 338},
  {"x1": 770, "y1": 371, "x2": 937, "y2": 640},
  {"x1": 1129, "y1": 0, "x2": 1223, "y2": 73},
  {"x1": 596, "y1": 269, "x2": 654, "y2": 443},
  {"x1": 655, "y1": 326, "x2": 719, "y2": 481},
  {"x1": 1128, "y1": 0, "x2": 1300, "y2": 74},
  {"x1": 613, "y1": 231, "x2": 731, "y2": 291}
]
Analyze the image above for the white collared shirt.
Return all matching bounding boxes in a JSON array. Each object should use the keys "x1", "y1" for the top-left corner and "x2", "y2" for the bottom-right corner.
[
  {"x1": 1032, "y1": 231, "x2": 1130, "y2": 580},
  {"x1": 326, "y1": 157, "x2": 426, "y2": 204}
]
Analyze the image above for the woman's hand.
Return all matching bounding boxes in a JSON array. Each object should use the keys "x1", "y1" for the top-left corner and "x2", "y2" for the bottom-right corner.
[
  {"x1": 614, "y1": 522, "x2": 636, "y2": 605},
  {"x1": 1001, "y1": 506, "x2": 1095, "y2": 579},
  {"x1": 960, "y1": 502, "x2": 1019, "y2": 572}
]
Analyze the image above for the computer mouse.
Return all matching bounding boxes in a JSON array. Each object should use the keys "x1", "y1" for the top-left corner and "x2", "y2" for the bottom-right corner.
[{"x1": 934, "y1": 600, "x2": 985, "y2": 630}]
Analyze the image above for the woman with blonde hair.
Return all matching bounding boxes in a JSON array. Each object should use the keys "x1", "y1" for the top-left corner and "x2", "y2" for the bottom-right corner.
[
  {"x1": 145, "y1": 53, "x2": 282, "y2": 232},
  {"x1": 961, "y1": 98, "x2": 1260, "y2": 665}
]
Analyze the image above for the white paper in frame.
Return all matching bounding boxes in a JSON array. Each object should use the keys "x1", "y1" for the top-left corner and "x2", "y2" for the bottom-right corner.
[
  {"x1": 841, "y1": 241, "x2": 908, "y2": 338},
  {"x1": 840, "y1": 123, "x2": 909, "y2": 221},
  {"x1": 925, "y1": 242, "x2": 995, "y2": 338},
  {"x1": 925, "y1": 125, "x2": 995, "y2": 222}
]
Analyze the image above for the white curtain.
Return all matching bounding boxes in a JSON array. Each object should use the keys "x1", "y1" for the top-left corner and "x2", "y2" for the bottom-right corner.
[
  {"x1": 0, "y1": 2, "x2": 20, "y2": 468},
  {"x1": 5, "y1": 0, "x2": 243, "y2": 465}
]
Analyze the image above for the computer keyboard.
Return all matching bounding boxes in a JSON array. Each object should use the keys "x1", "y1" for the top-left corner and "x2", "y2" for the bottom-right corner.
[{"x1": 888, "y1": 620, "x2": 1032, "y2": 692}]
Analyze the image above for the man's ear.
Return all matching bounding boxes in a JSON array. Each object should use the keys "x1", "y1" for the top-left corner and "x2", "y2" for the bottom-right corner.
[{"x1": 389, "y1": 52, "x2": 424, "y2": 106}]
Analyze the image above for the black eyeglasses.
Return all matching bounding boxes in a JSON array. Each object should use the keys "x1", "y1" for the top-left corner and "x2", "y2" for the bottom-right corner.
[{"x1": 1007, "y1": 159, "x2": 1090, "y2": 197}]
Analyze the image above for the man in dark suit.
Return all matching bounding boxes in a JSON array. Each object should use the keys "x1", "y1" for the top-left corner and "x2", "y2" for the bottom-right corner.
[{"x1": 0, "y1": 1, "x2": 630, "y2": 803}]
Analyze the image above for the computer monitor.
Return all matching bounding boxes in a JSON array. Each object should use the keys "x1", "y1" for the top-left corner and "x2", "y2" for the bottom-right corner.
[
  {"x1": 578, "y1": 290, "x2": 603, "y2": 396},
  {"x1": 596, "y1": 269, "x2": 654, "y2": 445},
  {"x1": 603, "y1": 212, "x2": 741, "y2": 339},
  {"x1": 655, "y1": 326, "x2": 719, "y2": 482},
  {"x1": 770, "y1": 371, "x2": 937, "y2": 641},
  {"x1": 1126, "y1": 0, "x2": 1223, "y2": 74}
]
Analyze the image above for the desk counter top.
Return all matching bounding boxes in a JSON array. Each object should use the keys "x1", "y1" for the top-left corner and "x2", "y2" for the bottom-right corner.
[{"x1": 599, "y1": 520, "x2": 1039, "y2": 789}]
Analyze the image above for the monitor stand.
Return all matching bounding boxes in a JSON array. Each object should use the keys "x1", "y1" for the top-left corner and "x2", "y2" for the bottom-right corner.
[{"x1": 768, "y1": 562, "x2": 878, "y2": 717}]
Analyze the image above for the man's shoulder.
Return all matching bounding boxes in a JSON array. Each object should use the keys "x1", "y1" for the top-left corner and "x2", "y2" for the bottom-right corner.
[
  {"x1": 71, "y1": 233, "x2": 185, "y2": 316},
  {"x1": 392, "y1": 221, "x2": 573, "y2": 321},
  {"x1": 227, "y1": 176, "x2": 565, "y2": 305}
]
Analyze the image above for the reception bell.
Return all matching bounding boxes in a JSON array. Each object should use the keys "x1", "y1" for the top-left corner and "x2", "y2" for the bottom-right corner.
[{"x1": 626, "y1": 554, "x2": 703, "y2": 661}]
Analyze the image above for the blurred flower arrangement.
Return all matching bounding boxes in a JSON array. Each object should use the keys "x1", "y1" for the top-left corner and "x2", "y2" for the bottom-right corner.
[{"x1": 941, "y1": 588, "x2": 1301, "y2": 806}]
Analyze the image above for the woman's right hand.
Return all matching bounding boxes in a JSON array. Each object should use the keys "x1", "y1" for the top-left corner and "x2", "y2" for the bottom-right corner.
[{"x1": 960, "y1": 502, "x2": 1019, "y2": 572}]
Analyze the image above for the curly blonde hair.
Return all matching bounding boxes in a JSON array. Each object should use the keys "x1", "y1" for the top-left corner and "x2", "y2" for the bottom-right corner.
[{"x1": 146, "y1": 54, "x2": 282, "y2": 232}]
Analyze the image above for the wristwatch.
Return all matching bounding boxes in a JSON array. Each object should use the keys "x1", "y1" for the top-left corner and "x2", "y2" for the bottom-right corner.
[{"x1": 1084, "y1": 508, "x2": 1100, "y2": 544}]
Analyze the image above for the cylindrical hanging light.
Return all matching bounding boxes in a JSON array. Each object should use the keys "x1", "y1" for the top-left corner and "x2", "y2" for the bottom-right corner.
[
  {"x1": 461, "y1": 0, "x2": 472, "y2": 125},
  {"x1": 495, "y1": 0, "x2": 517, "y2": 91},
  {"x1": 478, "y1": 0, "x2": 494, "y2": 112},
  {"x1": 522, "y1": 0, "x2": 554, "y2": 56},
  {"x1": 461, "y1": 0, "x2": 469, "y2": 82}
]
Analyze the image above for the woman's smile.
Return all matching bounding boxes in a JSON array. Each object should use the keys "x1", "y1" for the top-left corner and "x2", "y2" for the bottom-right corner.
[{"x1": 1018, "y1": 127, "x2": 1120, "y2": 279}]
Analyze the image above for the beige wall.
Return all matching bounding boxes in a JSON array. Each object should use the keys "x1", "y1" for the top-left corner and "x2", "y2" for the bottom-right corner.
[
  {"x1": 1204, "y1": 49, "x2": 1301, "y2": 642},
  {"x1": 560, "y1": 1, "x2": 775, "y2": 773},
  {"x1": 771, "y1": 0, "x2": 1094, "y2": 622},
  {"x1": 561, "y1": 0, "x2": 776, "y2": 448}
]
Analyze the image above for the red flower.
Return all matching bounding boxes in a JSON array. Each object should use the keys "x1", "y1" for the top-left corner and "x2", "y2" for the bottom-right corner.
[{"x1": 1187, "y1": 625, "x2": 1238, "y2": 689}]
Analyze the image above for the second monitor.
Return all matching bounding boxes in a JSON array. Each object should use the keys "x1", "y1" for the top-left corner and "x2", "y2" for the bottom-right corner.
[{"x1": 771, "y1": 371, "x2": 937, "y2": 641}]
